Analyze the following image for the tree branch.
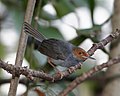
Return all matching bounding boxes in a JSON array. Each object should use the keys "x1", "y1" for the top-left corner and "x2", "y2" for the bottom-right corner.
[
  {"x1": 58, "y1": 29, "x2": 120, "y2": 96},
  {"x1": 0, "y1": 29, "x2": 119, "y2": 84},
  {"x1": 58, "y1": 56, "x2": 120, "y2": 96},
  {"x1": 0, "y1": 25, "x2": 119, "y2": 96},
  {"x1": 8, "y1": 0, "x2": 36, "y2": 96},
  {"x1": 0, "y1": 59, "x2": 53, "y2": 81},
  {"x1": 88, "y1": 29, "x2": 120, "y2": 56},
  {"x1": 52, "y1": 29, "x2": 120, "y2": 81}
]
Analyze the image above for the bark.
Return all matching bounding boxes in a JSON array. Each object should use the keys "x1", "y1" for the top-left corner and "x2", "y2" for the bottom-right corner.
[
  {"x1": 102, "y1": 0, "x2": 120, "y2": 96},
  {"x1": 8, "y1": 0, "x2": 36, "y2": 96}
]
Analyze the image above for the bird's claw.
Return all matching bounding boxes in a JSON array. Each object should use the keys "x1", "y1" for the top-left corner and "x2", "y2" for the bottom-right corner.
[
  {"x1": 68, "y1": 64, "x2": 82, "y2": 73},
  {"x1": 68, "y1": 66, "x2": 76, "y2": 73},
  {"x1": 56, "y1": 71, "x2": 65, "y2": 79}
]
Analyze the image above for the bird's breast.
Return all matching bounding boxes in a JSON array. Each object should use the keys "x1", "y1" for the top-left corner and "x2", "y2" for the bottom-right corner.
[{"x1": 50, "y1": 54, "x2": 82, "y2": 67}]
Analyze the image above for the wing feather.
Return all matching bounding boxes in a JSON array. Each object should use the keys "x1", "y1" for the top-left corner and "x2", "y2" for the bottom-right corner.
[{"x1": 39, "y1": 39, "x2": 73, "y2": 60}]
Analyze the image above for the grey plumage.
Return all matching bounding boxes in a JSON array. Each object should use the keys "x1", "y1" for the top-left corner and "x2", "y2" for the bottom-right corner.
[
  {"x1": 24, "y1": 22, "x2": 46, "y2": 42},
  {"x1": 23, "y1": 22, "x2": 94, "y2": 67},
  {"x1": 23, "y1": 22, "x2": 74, "y2": 60}
]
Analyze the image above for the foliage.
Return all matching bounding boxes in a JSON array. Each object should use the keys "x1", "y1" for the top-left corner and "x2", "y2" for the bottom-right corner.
[{"x1": 0, "y1": 0, "x2": 112, "y2": 96}]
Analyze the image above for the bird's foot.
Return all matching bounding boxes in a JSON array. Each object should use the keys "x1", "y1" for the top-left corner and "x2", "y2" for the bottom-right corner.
[
  {"x1": 68, "y1": 66, "x2": 76, "y2": 73},
  {"x1": 48, "y1": 58, "x2": 65, "y2": 79},
  {"x1": 56, "y1": 71, "x2": 65, "y2": 79},
  {"x1": 68, "y1": 63, "x2": 82, "y2": 73}
]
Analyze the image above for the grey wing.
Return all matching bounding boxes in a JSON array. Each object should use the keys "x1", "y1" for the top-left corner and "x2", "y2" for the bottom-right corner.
[{"x1": 39, "y1": 39, "x2": 73, "y2": 60}]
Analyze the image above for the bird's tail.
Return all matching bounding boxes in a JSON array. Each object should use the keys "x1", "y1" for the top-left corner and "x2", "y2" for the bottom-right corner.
[{"x1": 23, "y1": 22, "x2": 46, "y2": 42}]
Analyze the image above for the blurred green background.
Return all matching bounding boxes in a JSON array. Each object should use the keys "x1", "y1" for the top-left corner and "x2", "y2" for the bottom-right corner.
[{"x1": 0, "y1": 0, "x2": 114, "y2": 96}]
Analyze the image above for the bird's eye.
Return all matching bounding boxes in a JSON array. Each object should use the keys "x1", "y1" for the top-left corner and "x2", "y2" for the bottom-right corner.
[{"x1": 78, "y1": 52, "x2": 82, "y2": 55}]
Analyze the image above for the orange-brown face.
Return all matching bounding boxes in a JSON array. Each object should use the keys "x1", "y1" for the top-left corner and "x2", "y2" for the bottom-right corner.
[{"x1": 72, "y1": 47, "x2": 89, "y2": 60}]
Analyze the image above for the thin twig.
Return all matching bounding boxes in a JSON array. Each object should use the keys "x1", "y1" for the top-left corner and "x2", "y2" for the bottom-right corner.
[
  {"x1": 8, "y1": 0, "x2": 36, "y2": 96},
  {"x1": 0, "y1": 54, "x2": 120, "y2": 83},
  {"x1": 25, "y1": 1, "x2": 43, "y2": 95},
  {"x1": 88, "y1": 29, "x2": 120, "y2": 56},
  {"x1": 0, "y1": 25, "x2": 119, "y2": 96},
  {"x1": 58, "y1": 29, "x2": 120, "y2": 96},
  {"x1": 52, "y1": 29, "x2": 120, "y2": 81},
  {"x1": 58, "y1": 56, "x2": 120, "y2": 96},
  {"x1": 0, "y1": 29, "x2": 119, "y2": 82},
  {"x1": 0, "y1": 59, "x2": 53, "y2": 81},
  {"x1": 0, "y1": 29, "x2": 120, "y2": 83}
]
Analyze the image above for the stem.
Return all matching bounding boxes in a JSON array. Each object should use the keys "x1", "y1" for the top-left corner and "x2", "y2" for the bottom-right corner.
[{"x1": 8, "y1": 0, "x2": 36, "y2": 96}]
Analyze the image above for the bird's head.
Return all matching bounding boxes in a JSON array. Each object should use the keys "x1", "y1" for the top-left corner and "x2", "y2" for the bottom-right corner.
[{"x1": 72, "y1": 47, "x2": 95, "y2": 61}]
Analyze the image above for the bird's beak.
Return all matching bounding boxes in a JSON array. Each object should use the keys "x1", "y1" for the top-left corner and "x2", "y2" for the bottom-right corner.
[
  {"x1": 83, "y1": 56, "x2": 96, "y2": 60},
  {"x1": 88, "y1": 56, "x2": 96, "y2": 60}
]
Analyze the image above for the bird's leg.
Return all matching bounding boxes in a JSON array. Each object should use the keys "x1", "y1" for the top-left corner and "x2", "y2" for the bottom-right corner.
[
  {"x1": 47, "y1": 57, "x2": 64, "y2": 79},
  {"x1": 47, "y1": 57, "x2": 57, "y2": 70},
  {"x1": 47, "y1": 58, "x2": 60, "y2": 72},
  {"x1": 68, "y1": 63, "x2": 82, "y2": 73}
]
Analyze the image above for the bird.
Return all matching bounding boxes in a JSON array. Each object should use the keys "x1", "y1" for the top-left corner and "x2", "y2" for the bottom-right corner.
[{"x1": 23, "y1": 22, "x2": 95, "y2": 77}]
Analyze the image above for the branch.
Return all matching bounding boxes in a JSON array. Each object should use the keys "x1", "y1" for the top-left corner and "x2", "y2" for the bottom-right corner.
[
  {"x1": 52, "y1": 29, "x2": 120, "y2": 81},
  {"x1": 58, "y1": 56, "x2": 120, "y2": 96},
  {"x1": 1, "y1": 54, "x2": 120, "y2": 83},
  {"x1": 0, "y1": 59, "x2": 53, "y2": 81},
  {"x1": 0, "y1": 29, "x2": 119, "y2": 83},
  {"x1": 88, "y1": 29, "x2": 120, "y2": 55},
  {"x1": 8, "y1": 0, "x2": 36, "y2": 96},
  {"x1": 58, "y1": 29, "x2": 120, "y2": 95}
]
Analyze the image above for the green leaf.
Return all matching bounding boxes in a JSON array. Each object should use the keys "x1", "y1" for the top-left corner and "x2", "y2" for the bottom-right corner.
[
  {"x1": 77, "y1": 25, "x2": 101, "y2": 36},
  {"x1": 68, "y1": 0, "x2": 87, "y2": 7},
  {"x1": 70, "y1": 36, "x2": 87, "y2": 46},
  {"x1": 87, "y1": 0, "x2": 96, "y2": 25},
  {"x1": 40, "y1": 10, "x2": 58, "y2": 20},
  {"x1": 38, "y1": 26, "x2": 64, "y2": 40},
  {"x1": 52, "y1": 0, "x2": 75, "y2": 17}
]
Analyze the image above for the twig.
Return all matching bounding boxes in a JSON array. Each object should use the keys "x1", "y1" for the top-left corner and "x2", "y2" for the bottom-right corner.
[
  {"x1": 27, "y1": 0, "x2": 42, "y2": 68},
  {"x1": 58, "y1": 56, "x2": 120, "y2": 96},
  {"x1": 0, "y1": 29, "x2": 120, "y2": 83},
  {"x1": 25, "y1": 1, "x2": 43, "y2": 95},
  {"x1": 0, "y1": 59, "x2": 53, "y2": 81},
  {"x1": 58, "y1": 29, "x2": 120, "y2": 96},
  {"x1": 34, "y1": 0, "x2": 42, "y2": 28},
  {"x1": 8, "y1": 0, "x2": 36, "y2": 96},
  {"x1": 52, "y1": 29, "x2": 120, "y2": 81},
  {"x1": 88, "y1": 29, "x2": 120, "y2": 56},
  {"x1": 0, "y1": 24, "x2": 119, "y2": 95},
  {"x1": 0, "y1": 54, "x2": 120, "y2": 84}
]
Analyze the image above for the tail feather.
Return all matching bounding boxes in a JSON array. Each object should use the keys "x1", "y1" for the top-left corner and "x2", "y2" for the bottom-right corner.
[{"x1": 23, "y1": 22, "x2": 46, "y2": 42}]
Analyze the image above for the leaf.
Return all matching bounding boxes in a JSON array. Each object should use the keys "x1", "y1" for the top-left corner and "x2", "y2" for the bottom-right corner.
[
  {"x1": 87, "y1": 0, "x2": 95, "y2": 25},
  {"x1": 70, "y1": 36, "x2": 87, "y2": 46},
  {"x1": 77, "y1": 25, "x2": 101, "y2": 36},
  {"x1": 38, "y1": 26, "x2": 64, "y2": 40},
  {"x1": 70, "y1": 0, "x2": 87, "y2": 7},
  {"x1": 40, "y1": 10, "x2": 58, "y2": 20},
  {"x1": 52, "y1": 0, "x2": 75, "y2": 17}
]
